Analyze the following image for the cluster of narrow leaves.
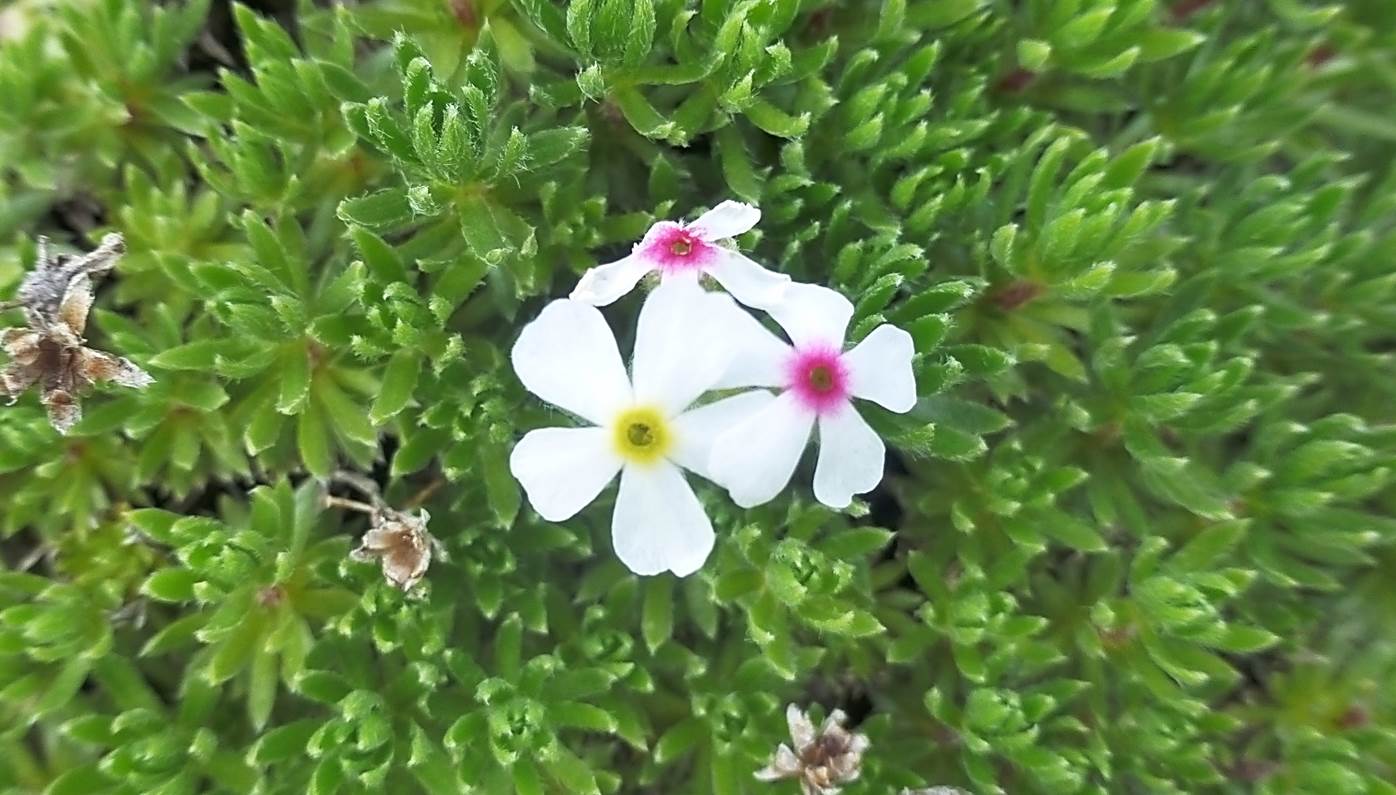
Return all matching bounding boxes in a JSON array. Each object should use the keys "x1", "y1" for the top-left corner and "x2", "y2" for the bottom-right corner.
[{"x1": 3, "y1": 1, "x2": 1396, "y2": 794}]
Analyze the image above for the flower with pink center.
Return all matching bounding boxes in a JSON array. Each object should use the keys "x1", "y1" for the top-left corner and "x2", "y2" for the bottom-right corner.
[
  {"x1": 570, "y1": 201, "x2": 791, "y2": 309},
  {"x1": 641, "y1": 224, "x2": 719, "y2": 273},
  {"x1": 785, "y1": 345, "x2": 851, "y2": 416},
  {"x1": 709, "y1": 282, "x2": 918, "y2": 509}
]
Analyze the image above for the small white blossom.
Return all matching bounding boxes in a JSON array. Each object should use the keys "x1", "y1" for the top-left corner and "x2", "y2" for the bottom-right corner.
[
  {"x1": 510, "y1": 279, "x2": 772, "y2": 576},
  {"x1": 709, "y1": 282, "x2": 917, "y2": 508},
  {"x1": 570, "y1": 200, "x2": 790, "y2": 309},
  {"x1": 755, "y1": 704, "x2": 869, "y2": 794}
]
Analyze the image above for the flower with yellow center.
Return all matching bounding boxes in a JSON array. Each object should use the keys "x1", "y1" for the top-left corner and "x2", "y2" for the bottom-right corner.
[
  {"x1": 611, "y1": 405, "x2": 672, "y2": 466},
  {"x1": 509, "y1": 280, "x2": 773, "y2": 576}
]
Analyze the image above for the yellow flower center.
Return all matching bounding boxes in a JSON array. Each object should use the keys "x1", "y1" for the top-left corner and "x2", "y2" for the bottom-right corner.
[{"x1": 612, "y1": 405, "x2": 672, "y2": 465}]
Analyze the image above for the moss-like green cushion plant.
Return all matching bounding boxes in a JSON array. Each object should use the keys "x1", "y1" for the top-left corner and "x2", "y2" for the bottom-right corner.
[{"x1": 2, "y1": 0, "x2": 1395, "y2": 793}]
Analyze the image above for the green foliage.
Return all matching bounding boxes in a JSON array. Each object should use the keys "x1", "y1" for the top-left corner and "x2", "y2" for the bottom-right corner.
[{"x1": 3, "y1": 0, "x2": 1396, "y2": 793}]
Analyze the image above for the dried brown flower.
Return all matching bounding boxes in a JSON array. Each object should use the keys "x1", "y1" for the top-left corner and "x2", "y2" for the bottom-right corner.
[
  {"x1": 1, "y1": 233, "x2": 152, "y2": 433},
  {"x1": 350, "y1": 507, "x2": 437, "y2": 591},
  {"x1": 755, "y1": 704, "x2": 869, "y2": 795},
  {"x1": 326, "y1": 471, "x2": 442, "y2": 591}
]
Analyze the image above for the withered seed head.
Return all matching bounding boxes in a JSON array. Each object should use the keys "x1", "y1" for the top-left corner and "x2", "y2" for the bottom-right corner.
[
  {"x1": 1, "y1": 233, "x2": 152, "y2": 434},
  {"x1": 350, "y1": 507, "x2": 437, "y2": 591},
  {"x1": 327, "y1": 471, "x2": 441, "y2": 592},
  {"x1": 755, "y1": 704, "x2": 869, "y2": 795}
]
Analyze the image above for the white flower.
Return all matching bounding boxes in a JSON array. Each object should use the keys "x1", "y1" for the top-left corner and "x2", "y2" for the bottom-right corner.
[
  {"x1": 509, "y1": 279, "x2": 773, "y2": 576},
  {"x1": 570, "y1": 200, "x2": 790, "y2": 309},
  {"x1": 709, "y1": 282, "x2": 917, "y2": 509}
]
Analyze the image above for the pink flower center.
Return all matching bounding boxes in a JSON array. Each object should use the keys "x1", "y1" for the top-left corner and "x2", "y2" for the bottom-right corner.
[
  {"x1": 786, "y1": 346, "x2": 850, "y2": 415},
  {"x1": 642, "y1": 223, "x2": 717, "y2": 273}
]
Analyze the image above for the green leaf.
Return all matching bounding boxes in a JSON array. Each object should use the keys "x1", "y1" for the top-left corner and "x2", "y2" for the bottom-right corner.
[
  {"x1": 141, "y1": 569, "x2": 199, "y2": 603},
  {"x1": 1137, "y1": 28, "x2": 1205, "y2": 62},
  {"x1": 513, "y1": 761, "x2": 544, "y2": 795},
  {"x1": 459, "y1": 195, "x2": 527, "y2": 259},
  {"x1": 551, "y1": 702, "x2": 616, "y2": 733},
  {"x1": 276, "y1": 347, "x2": 312, "y2": 415},
  {"x1": 248, "y1": 647, "x2": 277, "y2": 730},
  {"x1": 297, "y1": 400, "x2": 334, "y2": 478},
  {"x1": 820, "y1": 527, "x2": 893, "y2": 558},
  {"x1": 249, "y1": 719, "x2": 322, "y2": 765},
  {"x1": 1170, "y1": 520, "x2": 1248, "y2": 571},
  {"x1": 44, "y1": 765, "x2": 112, "y2": 795},
  {"x1": 528, "y1": 127, "x2": 589, "y2": 167},
  {"x1": 338, "y1": 189, "x2": 415, "y2": 231},
  {"x1": 927, "y1": 426, "x2": 987, "y2": 460},
  {"x1": 150, "y1": 340, "x2": 239, "y2": 371},
  {"x1": 141, "y1": 613, "x2": 206, "y2": 657},
  {"x1": 717, "y1": 125, "x2": 763, "y2": 203},
  {"x1": 1210, "y1": 625, "x2": 1279, "y2": 654},
  {"x1": 36, "y1": 659, "x2": 90, "y2": 718},
  {"x1": 1018, "y1": 39, "x2": 1051, "y2": 70},
  {"x1": 1034, "y1": 509, "x2": 1108, "y2": 552},
  {"x1": 318, "y1": 380, "x2": 377, "y2": 447},
  {"x1": 654, "y1": 717, "x2": 704, "y2": 764},
  {"x1": 744, "y1": 99, "x2": 810, "y2": 138},
  {"x1": 481, "y1": 439, "x2": 521, "y2": 529},
  {"x1": 351, "y1": 226, "x2": 411, "y2": 283},
  {"x1": 370, "y1": 350, "x2": 420, "y2": 424},
  {"x1": 1103, "y1": 137, "x2": 1161, "y2": 189},
  {"x1": 611, "y1": 86, "x2": 677, "y2": 141},
  {"x1": 642, "y1": 577, "x2": 673, "y2": 652},
  {"x1": 714, "y1": 568, "x2": 762, "y2": 601},
  {"x1": 493, "y1": 614, "x2": 523, "y2": 680},
  {"x1": 946, "y1": 344, "x2": 1014, "y2": 377},
  {"x1": 207, "y1": 612, "x2": 265, "y2": 684}
]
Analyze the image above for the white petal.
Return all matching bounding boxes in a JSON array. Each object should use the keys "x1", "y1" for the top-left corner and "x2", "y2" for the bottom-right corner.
[
  {"x1": 687, "y1": 200, "x2": 760, "y2": 241},
  {"x1": 822, "y1": 709, "x2": 848, "y2": 733},
  {"x1": 711, "y1": 305, "x2": 791, "y2": 390},
  {"x1": 813, "y1": 406, "x2": 885, "y2": 509},
  {"x1": 707, "y1": 250, "x2": 790, "y2": 309},
  {"x1": 630, "y1": 279, "x2": 746, "y2": 415},
  {"x1": 769, "y1": 282, "x2": 854, "y2": 349},
  {"x1": 708, "y1": 392, "x2": 814, "y2": 507},
  {"x1": 611, "y1": 461, "x2": 714, "y2": 576},
  {"x1": 787, "y1": 705, "x2": 816, "y2": 749},
  {"x1": 510, "y1": 427, "x2": 622, "y2": 521},
  {"x1": 569, "y1": 252, "x2": 655, "y2": 306},
  {"x1": 844, "y1": 324, "x2": 917, "y2": 413},
  {"x1": 754, "y1": 745, "x2": 800, "y2": 780},
  {"x1": 512, "y1": 299, "x2": 632, "y2": 425},
  {"x1": 670, "y1": 391, "x2": 775, "y2": 482}
]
